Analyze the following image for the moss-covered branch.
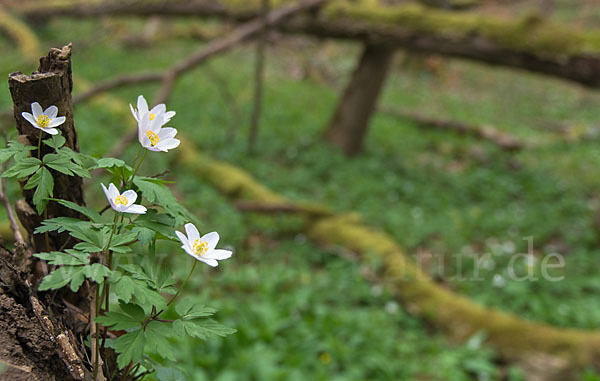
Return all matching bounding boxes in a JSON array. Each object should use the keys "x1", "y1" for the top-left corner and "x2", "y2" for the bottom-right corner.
[{"x1": 11, "y1": 0, "x2": 600, "y2": 87}]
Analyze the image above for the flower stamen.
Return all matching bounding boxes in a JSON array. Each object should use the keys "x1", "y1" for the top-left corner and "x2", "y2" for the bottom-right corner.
[
  {"x1": 146, "y1": 130, "x2": 160, "y2": 146},
  {"x1": 149, "y1": 112, "x2": 155, "y2": 121},
  {"x1": 192, "y1": 239, "x2": 208, "y2": 256},
  {"x1": 37, "y1": 115, "x2": 50, "y2": 128},
  {"x1": 114, "y1": 195, "x2": 128, "y2": 205}
]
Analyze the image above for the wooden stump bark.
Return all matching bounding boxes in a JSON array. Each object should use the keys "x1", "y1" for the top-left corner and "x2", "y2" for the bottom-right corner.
[
  {"x1": 8, "y1": 43, "x2": 85, "y2": 252},
  {"x1": 0, "y1": 45, "x2": 90, "y2": 380},
  {"x1": 324, "y1": 44, "x2": 394, "y2": 156}
]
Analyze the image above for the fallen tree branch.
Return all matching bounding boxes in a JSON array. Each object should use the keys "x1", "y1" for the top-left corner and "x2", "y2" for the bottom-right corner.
[
  {"x1": 12, "y1": 1, "x2": 600, "y2": 88},
  {"x1": 106, "y1": 0, "x2": 329, "y2": 158},
  {"x1": 380, "y1": 107, "x2": 526, "y2": 151},
  {"x1": 235, "y1": 200, "x2": 333, "y2": 217},
  {"x1": 0, "y1": 164, "x2": 25, "y2": 245}
]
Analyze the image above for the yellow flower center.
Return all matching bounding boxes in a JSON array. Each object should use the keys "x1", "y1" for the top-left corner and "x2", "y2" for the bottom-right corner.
[
  {"x1": 192, "y1": 239, "x2": 208, "y2": 256},
  {"x1": 146, "y1": 130, "x2": 160, "y2": 146},
  {"x1": 114, "y1": 195, "x2": 128, "y2": 206},
  {"x1": 37, "y1": 115, "x2": 50, "y2": 128},
  {"x1": 149, "y1": 112, "x2": 156, "y2": 121}
]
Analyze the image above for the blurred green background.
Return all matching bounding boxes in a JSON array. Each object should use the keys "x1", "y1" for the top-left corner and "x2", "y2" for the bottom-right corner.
[{"x1": 2, "y1": 1, "x2": 600, "y2": 379}]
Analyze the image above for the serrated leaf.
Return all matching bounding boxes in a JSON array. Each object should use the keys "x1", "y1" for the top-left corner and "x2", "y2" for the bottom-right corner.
[
  {"x1": 145, "y1": 321, "x2": 176, "y2": 361},
  {"x1": 114, "y1": 329, "x2": 145, "y2": 369},
  {"x1": 38, "y1": 265, "x2": 87, "y2": 292},
  {"x1": 34, "y1": 250, "x2": 89, "y2": 266},
  {"x1": 175, "y1": 299, "x2": 216, "y2": 320},
  {"x1": 133, "y1": 177, "x2": 195, "y2": 225},
  {"x1": 96, "y1": 303, "x2": 145, "y2": 330},
  {"x1": 83, "y1": 263, "x2": 113, "y2": 283},
  {"x1": 44, "y1": 152, "x2": 91, "y2": 178},
  {"x1": 35, "y1": 217, "x2": 92, "y2": 234},
  {"x1": 32, "y1": 167, "x2": 54, "y2": 214},
  {"x1": 113, "y1": 274, "x2": 135, "y2": 303},
  {"x1": 2, "y1": 157, "x2": 41, "y2": 178},
  {"x1": 52, "y1": 199, "x2": 101, "y2": 222},
  {"x1": 109, "y1": 232, "x2": 138, "y2": 252},
  {"x1": 0, "y1": 141, "x2": 35, "y2": 163},
  {"x1": 43, "y1": 135, "x2": 66, "y2": 150},
  {"x1": 172, "y1": 319, "x2": 236, "y2": 340}
]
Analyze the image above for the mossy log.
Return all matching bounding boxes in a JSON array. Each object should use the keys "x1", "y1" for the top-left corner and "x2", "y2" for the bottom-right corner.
[
  {"x1": 12, "y1": 0, "x2": 600, "y2": 87},
  {"x1": 174, "y1": 140, "x2": 600, "y2": 377}
]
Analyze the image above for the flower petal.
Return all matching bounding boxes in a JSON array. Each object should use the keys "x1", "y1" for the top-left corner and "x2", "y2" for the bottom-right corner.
[
  {"x1": 121, "y1": 190, "x2": 137, "y2": 206},
  {"x1": 124, "y1": 204, "x2": 147, "y2": 214},
  {"x1": 129, "y1": 103, "x2": 139, "y2": 122},
  {"x1": 175, "y1": 231, "x2": 189, "y2": 247},
  {"x1": 31, "y1": 102, "x2": 43, "y2": 119},
  {"x1": 184, "y1": 223, "x2": 200, "y2": 243},
  {"x1": 22, "y1": 112, "x2": 38, "y2": 128},
  {"x1": 47, "y1": 116, "x2": 66, "y2": 128},
  {"x1": 101, "y1": 183, "x2": 117, "y2": 210},
  {"x1": 201, "y1": 232, "x2": 219, "y2": 252},
  {"x1": 156, "y1": 138, "x2": 180, "y2": 152},
  {"x1": 158, "y1": 127, "x2": 177, "y2": 140},
  {"x1": 44, "y1": 105, "x2": 58, "y2": 119},
  {"x1": 163, "y1": 111, "x2": 176, "y2": 122},
  {"x1": 45, "y1": 128, "x2": 59, "y2": 135},
  {"x1": 107, "y1": 183, "x2": 120, "y2": 200},
  {"x1": 200, "y1": 258, "x2": 219, "y2": 267},
  {"x1": 204, "y1": 249, "x2": 232, "y2": 260},
  {"x1": 137, "y1": 95, "x2": 149, "y2": 115},
  {"x1": 150, "y1": 104, "x2": 166, "y2": 116}
]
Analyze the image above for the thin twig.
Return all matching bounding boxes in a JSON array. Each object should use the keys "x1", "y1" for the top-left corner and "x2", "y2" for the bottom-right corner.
[
  {"x1": 247, "y1": 0, "x2": 269, "y2": 154},
  {"x1": 0, "y1": 163, "x2": 25, "y2": 244}
]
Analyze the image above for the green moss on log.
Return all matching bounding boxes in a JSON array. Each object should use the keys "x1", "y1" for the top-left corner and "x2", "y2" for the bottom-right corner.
[{"x1": 322, "y1": 1, "x2": 600, "y2": 57}]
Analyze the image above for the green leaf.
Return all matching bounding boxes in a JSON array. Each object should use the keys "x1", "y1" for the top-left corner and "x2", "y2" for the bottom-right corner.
[
  {"x1": 2, "y1": 157, "x2": 41, "y2": 178},
  {"x1": 52, "y1": 199, "x2": 102, "y2": 222},
  {"x1": 172, "y1": 319, "x2": 236, "y2": 340},
  {"x1": 96, "y1": 303, "x2": 145, "y2": 330},
  {"x1": 108, "y1": 231, "x2": 138, "y2": 252},
  {"x1": 133, "y1": 177, "x2": 195, "y2": 225},
  {"x1": 114, "y1": 328, "x2": 145, "y2": 369},
  {"x1": 38, "y1": 265, "x2": 87, "y2": 292},
  {"x1": 35, "y1": 217, "x2": 92, "y2": 234},
  {"x1": 145, "y1": 321, "x2": 176, "y2": 361},
  {"x1": 83, "y1": 263, "x2": 113, "y2": 283},
  {"x1": 155, "y1": 367, "x2": 185, "y2": 381},
  {"x1": 43, "y1": 135, "x2": 66, "y2": 150},
  {"x1": 34, "y1": 249, "x2": 89, "y2": 266},
  {"x1": 0, "y1": 141, "x2": 35, "y2": 163},
  {"x1": 112, "y1": 273, "x2": 135, "y2": 303},
  {"x1": 91, "y1": 157, "x2": 133, "y2": 180},
  {"x1": 31, "y1": 167, "x2": 54, "y2": 214},
  {"x1": 43, "y1": 152, "x2": 91, "y2": 178},
  {"x1": 175, "y1": 299, "x2": 216, "y2": 320}
]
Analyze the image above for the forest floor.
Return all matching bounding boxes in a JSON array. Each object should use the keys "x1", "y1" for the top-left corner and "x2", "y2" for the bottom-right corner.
[{"x1": 2, "y1": 12, "x2": 600, "y2": 380}]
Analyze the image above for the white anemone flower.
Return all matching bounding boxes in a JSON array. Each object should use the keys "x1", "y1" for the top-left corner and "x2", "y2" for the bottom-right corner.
[
  {"x1": 138, "y1": 112, "x2": 180, "y2": 152},
  {"x1": 101, "y1": 183, "x2": 147, "y2": 214},
  {"x1": 21, "y1": 102, "x2": 66, "y2": 135},
  {"x1": 175, "y1": 223, "x2": 232, "y2": 267},
  {"x1": 129, "y1": 95, "x2": 175, "y2": 124}
]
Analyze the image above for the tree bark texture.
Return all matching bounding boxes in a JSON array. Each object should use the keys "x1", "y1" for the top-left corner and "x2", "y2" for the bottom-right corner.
[
  {"x1": 324, "y1": 44, "x2": 394, "y2": 156},
  {"x1": 8, "y1": 43, "x2": 85, "y2": 252}
]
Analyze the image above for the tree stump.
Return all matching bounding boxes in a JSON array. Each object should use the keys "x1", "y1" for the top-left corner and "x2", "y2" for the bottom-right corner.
[
  {"x1": 324, "y1": 44, "x2": 394, "y2": 156},
  {"x1": 8, "y1": 43, "x2": 85, "y2": 252}
]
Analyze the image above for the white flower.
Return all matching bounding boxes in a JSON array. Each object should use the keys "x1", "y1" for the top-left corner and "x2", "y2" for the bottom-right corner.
[
  {"x1": 101, "y1": 183, "x2": 147, "y2": 214},
  {"x1": 21, "y1": 102, "x2": 66, "y2": 135},
  {"x1": 137, "y1": 111, "x2": 180, "y2": 152},
  {"x1": 175, "y1": 223, "x2": 232, "y2": 267},
  {"x1": 129, "y1": 95, "x2": 175, "y2": 124}
]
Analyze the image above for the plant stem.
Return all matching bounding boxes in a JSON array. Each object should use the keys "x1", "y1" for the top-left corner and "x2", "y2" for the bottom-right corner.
[
  {"x1": 127, "y1": 149, "x2": 146, "y2": 187},
  {"x1": 37, "y1": 132, "x2": 42, "y2": 160},
  {"x1": 167, "y1": 259, "x2": 197, "y2": 307}
]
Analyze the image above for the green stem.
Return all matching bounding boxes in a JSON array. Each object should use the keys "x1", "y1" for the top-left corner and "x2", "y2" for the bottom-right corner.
[
  {"x1": 167, "y1": 259, "x2": 198, "y2": 307},
  {"x1": 127, "y1": 149, "x2": 146, "y2": 187},
  {"x1": 37, "y1": 132, "x2": 42, "y2": 160}
]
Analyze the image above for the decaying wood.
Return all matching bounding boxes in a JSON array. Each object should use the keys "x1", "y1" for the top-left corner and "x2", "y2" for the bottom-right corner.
[
  {"x1": 12, "y1": 1, "x2": 600, "y2": 88},
  {"x1": 1, "y1": 45, "x2": 92, "y2": 381},
  {"x1": 380, "y1": 107, "x2": 526, "y2": 151},
  {"x1": 0, "y1": 165, "x2": 25, "y2": 245},
  {"x1": 8, "y1": 43, "x2": 86, "y2": 252},
  {"x1": 324, "y1": 44, "x2": 395, "y2": 156}
]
